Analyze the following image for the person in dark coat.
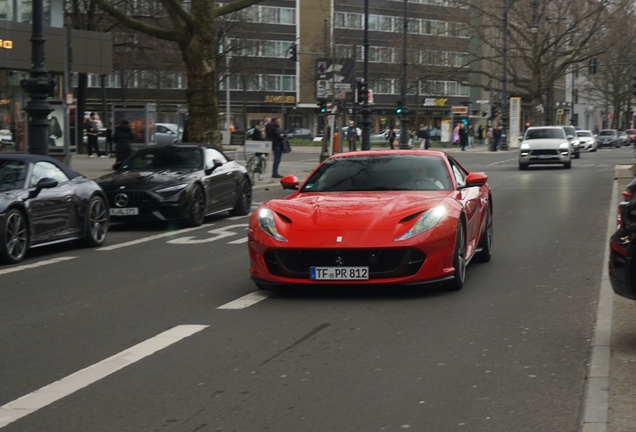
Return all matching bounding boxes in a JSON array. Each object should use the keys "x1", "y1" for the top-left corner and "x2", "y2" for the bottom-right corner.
[
  {"x1": 458, "y1": 123, "x2": 468, "y2": 151},
  {"x1": 112, "y1": 118, "x2": 134, "y2": 169},
  {"x1": 271, "y1": 118, "x2": 286, "y2": 178}
]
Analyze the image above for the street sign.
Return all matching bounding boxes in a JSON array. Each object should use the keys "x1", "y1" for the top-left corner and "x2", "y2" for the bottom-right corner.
[
  {"x1": 451, "y1": 106, "x2": 468, "y2": 115},
  {"x1": 65, "y1": 93, "x2": 73, "y2": 105}
]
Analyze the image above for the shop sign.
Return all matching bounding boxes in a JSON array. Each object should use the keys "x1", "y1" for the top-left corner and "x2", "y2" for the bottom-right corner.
[
  {"x1": 452, "y1": 106, "x2": 468, "y2": 115},
  {"x1": 423, "y1": 98, "x2": 447, "y2": 107},
  {"x1": 264, "y1": 95, "x2": 296, "y2": 104},
  {"x1": 0, "y1": 39, "x2": 13, "y2": 50}
]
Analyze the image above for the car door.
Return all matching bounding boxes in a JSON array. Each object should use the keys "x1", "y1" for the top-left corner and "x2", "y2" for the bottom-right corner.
[
  {"x1": 203, "y1": 148, "x2": 238, "y2": 212},
  {"x1": 155, "y1": 125, "x2": 176, "y2": 145},
  {"x1": 28, "y1": 161, "x2": 77, "y2": 244},
  {"x1": 449, "y1": 158, "x2": 481, "y2": 256}
]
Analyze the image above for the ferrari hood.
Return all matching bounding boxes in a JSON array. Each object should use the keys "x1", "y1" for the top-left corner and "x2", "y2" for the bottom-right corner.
[
  {"x1": 266, "y1": 192, "x2": 450, "y2": 231},
  {"x1": 96, "y1": 169, "x2": 193, "y2": 190}
]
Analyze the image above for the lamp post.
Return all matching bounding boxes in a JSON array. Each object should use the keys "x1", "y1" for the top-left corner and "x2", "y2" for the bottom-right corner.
[
  {"x1": 360, "y1": 0, "x2": 371, "y2": 150},
  {"x1": 20, "y1": 0, "x2": 56, "y2": 156},
  {"x1": 499, "y1": 0, "x2": 515, "y2": 150},
  {"x1": 398, "y1": 0, "x2": 410, "y2": 149}
]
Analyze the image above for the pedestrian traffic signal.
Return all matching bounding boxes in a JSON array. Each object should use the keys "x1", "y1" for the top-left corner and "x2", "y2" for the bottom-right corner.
[
  {"x1": 318, "y1": 100, "x2": 327, "y2": 114},
  {"x1": 396, "y1": 100, "x2": 403, "y2": 115},
  {"x1": 288, "y1": 43, "x2": 298, "y2": 62},
  {"x1": 589, "y1": 58, "x2": 597, "y2": 74},
  {"x1": 356, "y1": 81, "x2": 368, "y2": 104},
  {"x1": 632, "y1": 75, "x2": 636, "y2": 96}
]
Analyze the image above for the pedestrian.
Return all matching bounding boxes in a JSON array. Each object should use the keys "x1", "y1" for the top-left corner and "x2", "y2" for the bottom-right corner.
[
  {"x1": 417, "y1": 124, "x2": 430, "y2": 149},
  {"x1": 271, "y1": 117, "x2": 285, "y2": 178},
  {"x1": 452, "y1": 123, "x2": 460, "y2": 146},
  {"x1": 487, "y1": 126, "x2": 494, "y2": 150},
  {"x1": 459, "y1": 123, "x2": 468, "y2": 151},
  {"x1": 252, "y1": 120, "x2": 265, "y2": 141},
  {"x1": 181, "y1": 120, "x2": 189, "y2": 143},
  {"x1": 106, "y1": 118, "x2": 114, "y2": 157},
  {"x1": 477, "y1": 125, "x2": 484, "y2": 145},
  {"x1": 113, "y1": 118, "x2": 134, "y2": 169},
  {"x1": 85, "y1": 112, "x2": 103, "y2": 157},
  {"x1": 387, "y1": 126, "x2": 397, "y2": 149},
  {"x1": 345, "y1": 120, "x2": 359, "y2": 151},
  {"x1": 468, "y1": 123, "x2": 474, "y2": 148},
  {"x1": 493, "y1": 125, "x2": 502, "y2": 150}
]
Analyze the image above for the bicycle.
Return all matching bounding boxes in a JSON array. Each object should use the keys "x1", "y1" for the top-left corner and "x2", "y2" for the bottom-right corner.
[{"x1": 245, "y1": 150, "x2": 268, "y2": 183}]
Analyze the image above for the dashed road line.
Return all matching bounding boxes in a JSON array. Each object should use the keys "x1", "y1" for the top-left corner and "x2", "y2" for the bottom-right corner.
[
  {"x1": 0, "y1": 325, "x2": 209, "y2": 429},
  {"x1": 0, "y1": 256, "x2": 77, "y2": 276},
  {"x1": 217, "y1": 290, "x2": 273, "y2": 309}
]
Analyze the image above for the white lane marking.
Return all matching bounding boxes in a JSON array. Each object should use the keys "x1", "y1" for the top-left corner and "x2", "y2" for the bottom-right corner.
[
  {"x1": 0, "y1": 325, "x2": 208, "y2": 429},
  {"x1": 97, "y1": 224, "x2": 215, "y2": 251},
  {"x1": 217, "y1": 290, "x2": 273, "y2": 309},
  {"x1": 487, "y1": 158, "x2": 516, "y2": 166},
  {"x1": 167, "y1": 224, "x2": 248, "y2": 245},
  {"x1": 227, "y1": 237, "x2": 248, "y2": 244},
  {"x1": 0, "y1": 257, "x2": 76, "y2": 276}
]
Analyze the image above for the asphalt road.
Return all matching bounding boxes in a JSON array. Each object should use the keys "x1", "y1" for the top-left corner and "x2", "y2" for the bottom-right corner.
[{"x1": 0, "y1": 147, "x2": 631, "y2": 431}]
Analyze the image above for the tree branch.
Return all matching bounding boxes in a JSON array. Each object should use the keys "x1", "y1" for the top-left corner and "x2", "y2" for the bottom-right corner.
[
  {"x1": 94, "y1": 0, "x2": 181, "y2": 41},
  {"x1": 212, "y1": 0, "x2": 264, "y2": 19}
]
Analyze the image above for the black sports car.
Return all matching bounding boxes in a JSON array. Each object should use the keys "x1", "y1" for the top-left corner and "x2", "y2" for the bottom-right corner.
[
  {"x1": 96, "y1": 144, "x2": 252, "y2": 226},
  {"x1": 610, "y1": 178, "x2": 636, "y2": 300},
  {"x1": 0, "y1": 154, "x2": 109, "y2": 264}
]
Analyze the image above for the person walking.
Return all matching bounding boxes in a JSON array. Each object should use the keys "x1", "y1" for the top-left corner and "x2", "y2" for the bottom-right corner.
[
  {"x1": 345, "y1": 120, "x2": 359, "y2": 151},
  {"x1": 468, "y1": 123, "x2": 475, "y2": 148},
  {"x1": 105, "y1": 118, "x2": 114, "y2": 157},
  {"x1": 387, "y1": 126, "x2": 397, "y2": 149},
  {"x1": 417, "y1": 124, "x2": 430, "y2": 149},
  {"x1": 459, "y1": 123, "x2": 468, "y2": 151},
  {"x1": 271, "y1": 117, "x2": 285, "y2": 178},
  {"x1": 252, "y1": 121, "x2": 265, "y2": 141},
  {"x1": 113, "y1": 118, "x2": 134, "y2": 169},
  {"x1": 493, "y1": 125, "x2": 502, "y2": 151},
  {"x1": 477, "y1": 125, "x2": 484, "y2": 146},
  {"x1": 85, "y1": 112, "x2": 103, "y2": 157},
  {"x1": 265, "y1": 117, "x2": 276, "y2": 142},
  {"x1": 452, "y1": 123, "x2": 460, "y2": 146}
]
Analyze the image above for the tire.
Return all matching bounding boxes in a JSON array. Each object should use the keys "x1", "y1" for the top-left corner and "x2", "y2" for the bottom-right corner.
[
  {"x1": 564, "y1": 161, "x2": 571, "y2": 169},
  {"x1": 83, "y1": 196, "x2": 109, "y2": 247},
  {"x1": 574, "y1": 152, "x2": 580, "y2": 159},
  {"x1": 0, "y1": 209, "x2": 28, "y2": 264},
  {"x1": 229, "y1": 177, "x2": 252, "y2": 216},
  {"x1": 447, "y1": 220, "x2": 467, "y2": 291},
  {"x1": 186, "y1": 185, "x2": 206, "y2": 227},
  {"x1": 519, "y1": 162, "x2": 528, "y2": 170},
  {"x1": 474, "y1": 203, "x2": 493, "y2": 263}
]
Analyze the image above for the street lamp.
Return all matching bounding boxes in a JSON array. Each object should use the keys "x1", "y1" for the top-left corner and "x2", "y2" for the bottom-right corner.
[
  {"x1": 20, "y1": 0, "x2": 56, "y2": 156},
  {"x1": 360, "y1": 0, "x2": 371, "y2": 151},
  {"x1": 500, "y1": 0, "x2": 517, "y2": 151},
  {"x1": 398, "y1": 0, "x2": 410, "y2": 149}
]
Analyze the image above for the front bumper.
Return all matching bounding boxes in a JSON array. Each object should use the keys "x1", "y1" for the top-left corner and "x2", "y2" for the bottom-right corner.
[
  {"x1": 519, "y1": 148, "x2": 570, "y2": 165},
  {"x1": 105, "y1": 189, "x2": 191, "y2": 222}
]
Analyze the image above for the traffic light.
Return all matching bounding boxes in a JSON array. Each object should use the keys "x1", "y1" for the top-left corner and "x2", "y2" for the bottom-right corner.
[
  {"x1": 589, "y1": 58, "x2": 597, "y2": 74},
  {"x1": 632, "y1": 75, "x2": 636, "y2": 96},
  {"x1": 288, "y1": 43, "x2": 298, "y2": 62},
  {"x1": 318, "y1": 100, "x2": 327, "y2": 114},
  {"x1": 490, "y1": 106, "x2": 496, "y2": 119},
  {"x1": 396, "y1": 100, "x2": 403, "y2": 115},
  {"x1": 356, "y1": 81, "x2": 368, "y2": 104}
]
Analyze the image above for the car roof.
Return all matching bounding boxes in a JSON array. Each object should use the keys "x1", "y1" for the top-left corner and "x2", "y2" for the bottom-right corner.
[
  {"x1": 328, "y1": 149, "x2": 448, "y2": 159},
  {"x1": 0, "y1": 154, "x2": 80, "y2": 179}
]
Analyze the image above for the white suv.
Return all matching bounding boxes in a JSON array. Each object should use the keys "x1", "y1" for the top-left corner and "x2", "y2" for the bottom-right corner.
[{"x1": 519, "y1": 126, "x2": 572, "y2": 170}]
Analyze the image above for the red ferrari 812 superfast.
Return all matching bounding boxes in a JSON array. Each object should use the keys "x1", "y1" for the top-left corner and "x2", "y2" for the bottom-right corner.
[{"x1": 248, "y1": 150, "x2": 492, "y2": 290}]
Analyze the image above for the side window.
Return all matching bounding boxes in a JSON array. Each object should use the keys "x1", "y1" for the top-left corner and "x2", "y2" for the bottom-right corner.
[
  {"x1": 30, "y1": 162, "x2": 69, "y2": 187},
  {"x1": 156, "y1": 125, "x2": 167, "y2": 133},
  {"x1": 448, "y1": 159, "x2": 466, "y2": 188},
  {"x1": 205, "y1": 148, "x2": 227, "y2": 168}
]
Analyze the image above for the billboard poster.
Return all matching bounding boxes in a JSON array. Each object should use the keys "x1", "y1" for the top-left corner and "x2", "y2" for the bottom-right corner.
[
  {"x1": 316, "y1": 58, "x2": 355, "y2": 100},
  {"x1": 47, "y1": 105, "x2": 66, "y2": 148},
  {"x1": 441, "y1": 120, "x2": 451, "y2": 143}
]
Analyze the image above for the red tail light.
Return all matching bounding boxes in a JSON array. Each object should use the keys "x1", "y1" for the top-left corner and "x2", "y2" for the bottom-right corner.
[{"x1": 622, "y1": 190, "x2": 633, "y2": 200}]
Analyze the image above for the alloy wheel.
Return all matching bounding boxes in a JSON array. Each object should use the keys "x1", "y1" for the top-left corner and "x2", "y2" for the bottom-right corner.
[{"x1": 4, "y1": 211, "x2": 27, "y2": 262}]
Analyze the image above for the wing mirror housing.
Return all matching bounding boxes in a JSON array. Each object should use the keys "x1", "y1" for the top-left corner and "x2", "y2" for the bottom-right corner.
[
  {"x1": 205, "y1": 159, "x2": 223, "y2": 175},
  {"x1": 460, "y1": 172, "x2": 488, "y2": 189},
  {"x1": 29, "y1": 177, "x2": 58, "y2": 199},
  {"x1": 280, "y1": 175, "x2": 300, "y2": 190}
]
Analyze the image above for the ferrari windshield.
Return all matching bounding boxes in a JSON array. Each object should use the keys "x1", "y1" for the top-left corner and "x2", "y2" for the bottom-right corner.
[
  {"x1": 121, "y1": 147, "x2": 203, "y2": 171},
  {"x1": 301, "y1": 154, "x2": 453, "y2": 192},
  {"x1": 524, "y1": 128, "x2": 566, "y2": 140},
  {"x1": 0, "y1": 159, "x2": 27, "y2": 192}
]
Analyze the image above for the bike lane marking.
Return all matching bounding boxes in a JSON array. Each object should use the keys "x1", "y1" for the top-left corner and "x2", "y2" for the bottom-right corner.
[
  {"x1": 0, "y1": 257, "x2": 76, "y2": 276},
  {"x1": 0, "y1": 325, "x2": 208, "y2": 429},
  {"x1": 167, "y1": 224, "x2": 248, "y2": 245},
  {"x1": 97, "y1": 224, "x2": 215, "y2": 251}
]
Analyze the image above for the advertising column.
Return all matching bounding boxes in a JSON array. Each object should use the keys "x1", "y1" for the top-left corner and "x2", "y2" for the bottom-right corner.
[{"x1": 509, "y1": 97, "x2": 521, "y2": 149}]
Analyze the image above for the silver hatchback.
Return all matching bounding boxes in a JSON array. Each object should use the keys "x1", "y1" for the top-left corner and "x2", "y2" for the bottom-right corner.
[{"x1": 519, "y1": 126, "x2": 571, "y2": 170}]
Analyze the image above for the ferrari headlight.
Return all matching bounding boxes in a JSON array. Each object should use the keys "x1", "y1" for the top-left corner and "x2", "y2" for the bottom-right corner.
[
  {"x1": 258, "y1": 208, "x2": 288, "y2": 242},
  {"x1": 395, "y1": 205, "x2": 446, "y2": 241},
  {"x1": 156, "y1": 183, "x2": 188, "y2": 197},
  {"x1": 520, "y1": 143, "x2": 530, "y2": 150},
  {"x1": 559, "y1": 142, "x2": 570, "y2": 149}
]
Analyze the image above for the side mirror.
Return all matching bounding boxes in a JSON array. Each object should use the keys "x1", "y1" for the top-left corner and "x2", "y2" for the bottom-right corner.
[
  {"x1": 567, "y1": 135, "x2": 575, "y2": 140},
  {"x1": 280, "y1": 175, "x2": 300, "y2": 190},
  {"x1": 462, "y1": 172, "x2": 488, "y2": 188},
  {"x1": 29, "y1": 177, "x2": 58, "y2": 199},
  {"x1": 205, "y1": 159, "x2": 223, "y2": 175}
]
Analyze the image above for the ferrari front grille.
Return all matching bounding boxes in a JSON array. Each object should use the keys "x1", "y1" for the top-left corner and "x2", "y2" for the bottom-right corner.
[{"x1": 265, "y1": 248, "x2": 425, "y2": 279}]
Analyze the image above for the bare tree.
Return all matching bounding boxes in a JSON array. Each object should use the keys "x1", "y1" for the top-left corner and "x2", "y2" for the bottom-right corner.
[
  {"x1": 461, "y1": 0, "x2": 620, "y2": 125},
  {"x1": 93, "y1": 0, "x2": 265, "y2": 145}
]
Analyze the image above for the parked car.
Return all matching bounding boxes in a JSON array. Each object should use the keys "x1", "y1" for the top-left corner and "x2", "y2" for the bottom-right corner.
[
  {"x1": 95, "y1": 144, "x2": 252, "y2": 227},
  {"x1": 610, "y1": 177, "x2": 636, "y2": 300},
  {"x1": 576, "y1": 130, "x2": 597, "y2": 152},
  {"x1": 0, "y1": 154, "x2": 109, "y2": 264},
  {"x1": 597, "y1": 129, "x2": 620, "y2": 148},
  {"x1": 619, "y1": 130, "x2": 630, "y2": 146},
  {"x1": 518, "y1": 126, "x2": 572, "y2": 170},
  {"x1": 155, "y1": 123, "x2": 179, "y2": 145},
  {"x1": 561, "y1": 126, "x2": 580, "y2": 159},
  {"x1": 626, "y1": 129, "x2": 636, "y2": 144},
  {"x1": 285, "y1": 128, "x2": 313, "y2": 140},
  {"x1": 370, "y1": 129, "x2": 400, "y2": 146},
  {"x1": 429, "y1": 127, "x2": 441, "y2": 140},
  {"x1": 248, "y1": 150, "x2": 492, "y2": 291}
]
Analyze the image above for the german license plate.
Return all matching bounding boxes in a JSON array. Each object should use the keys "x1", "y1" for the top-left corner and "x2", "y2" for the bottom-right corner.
[
  {"x1": 537, "y1": 155, "x2": 553, "y2": 159},
  {"x1": 110, "y1": 208, "x2": 139, "y2": 216},
  {"x1": 310, "y1": 267, "x2": 369, "y2": 280}
]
